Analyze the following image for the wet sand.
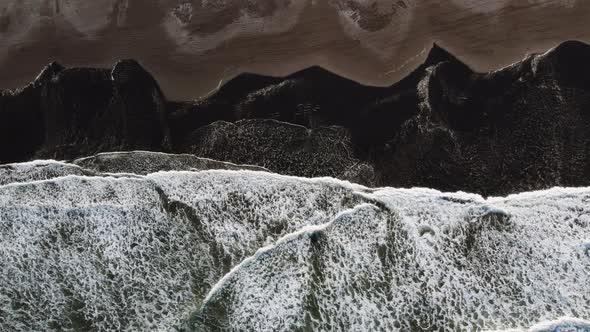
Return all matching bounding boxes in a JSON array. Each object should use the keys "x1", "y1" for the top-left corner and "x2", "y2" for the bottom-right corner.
[{"x1": 1, "y1": 0, "x2": 589, "y2": 100}]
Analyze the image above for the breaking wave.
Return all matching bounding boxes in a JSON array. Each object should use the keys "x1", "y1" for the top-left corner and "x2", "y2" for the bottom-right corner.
[{"x1": 0, "y1": 160, "x2": 588, "y2": 331}]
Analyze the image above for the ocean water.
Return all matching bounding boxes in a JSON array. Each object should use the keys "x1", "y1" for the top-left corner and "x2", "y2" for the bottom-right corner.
[{"x1": 0, "y1": 160, "x2": 589, "y2": 331}]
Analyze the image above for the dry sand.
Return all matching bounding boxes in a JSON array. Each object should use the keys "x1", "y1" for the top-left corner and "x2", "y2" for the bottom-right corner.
[{"x1": 1, "y1": 0, "x2": 588, "y2": 100}]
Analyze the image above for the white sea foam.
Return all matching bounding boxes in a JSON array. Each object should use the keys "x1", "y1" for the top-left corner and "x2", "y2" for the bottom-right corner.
[
  {"x1": 195, "y1": 184, "x2": 590, "y2": 331},
  {"x1": 0, "y1": 167, "x2": 363, "y2": 331},
  {"x1": 0, "y1": 160, "x2": 87, "y2": 186},
  {"x1": 486, "y1": 317, "x2": 590, "y2": 331},
  {"x1": 0, "y1": 161, "x2": 588, "y2": 331}
]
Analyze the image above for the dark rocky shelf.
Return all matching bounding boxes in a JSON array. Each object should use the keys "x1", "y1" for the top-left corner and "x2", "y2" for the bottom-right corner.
[{"x1": 2, "y1": 40, "x2": 590, "y2": 195}]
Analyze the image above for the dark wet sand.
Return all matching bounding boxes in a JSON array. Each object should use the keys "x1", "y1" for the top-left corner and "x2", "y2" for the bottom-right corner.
[{"x1": 1, "y1": 0, "x2": 589, "y2": 100}]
